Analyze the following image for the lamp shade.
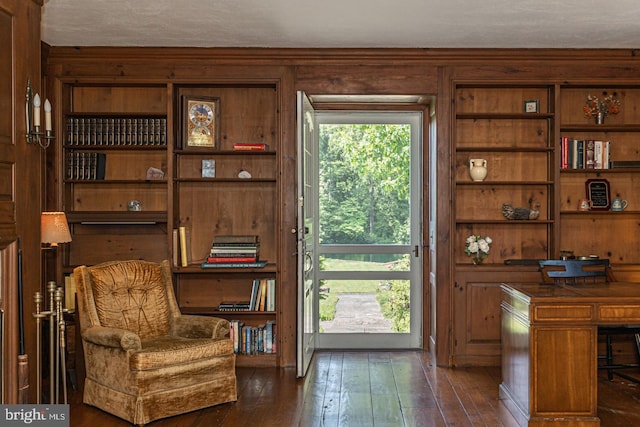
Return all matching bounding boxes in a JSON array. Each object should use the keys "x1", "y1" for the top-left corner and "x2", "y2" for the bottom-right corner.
[{"x1": 41, "y1": 212, "x2": 72, "y2": 245}]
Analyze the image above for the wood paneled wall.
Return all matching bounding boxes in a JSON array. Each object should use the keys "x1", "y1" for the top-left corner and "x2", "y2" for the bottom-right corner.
[
  {"x1": 0, "y1": 0, "x2": 43, "y2": 403},
  {"x1": 44, "y1": 46, "x2": 640, "y2": 369}
]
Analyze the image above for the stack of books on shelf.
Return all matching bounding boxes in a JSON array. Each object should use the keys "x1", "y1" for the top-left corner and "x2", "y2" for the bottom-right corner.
[
  {"x1": 217, "y1": 278, "x2": 276, "y2": 312},
  {"x1": 229, "y1": 320, "x2": 276, "y2": 355},
  {"x1": 201, "y1": 235, "x2": 266, "y2": 268},
  {"x1": 560, "y1": 137, "x2": 611, "y2": 170}
]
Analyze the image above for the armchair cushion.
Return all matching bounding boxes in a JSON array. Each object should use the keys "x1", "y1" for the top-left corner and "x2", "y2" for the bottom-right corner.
[
  {"x1": 88, "y1": 261, "x2": 171, "y2": 338},
  {"x1": 83, "y1": 325, "x2": 142, "y2": 350},
  {"x1": 172, "y1": 314, "x2": 230, "y2": 339},
  {"x1": 131, "y1": 335, "x2": 233, "y2": 371}
]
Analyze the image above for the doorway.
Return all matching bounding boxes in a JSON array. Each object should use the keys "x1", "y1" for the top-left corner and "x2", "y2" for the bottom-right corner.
[{"x1": 313, "y1": 111, "x2": 423, "y2": 349}]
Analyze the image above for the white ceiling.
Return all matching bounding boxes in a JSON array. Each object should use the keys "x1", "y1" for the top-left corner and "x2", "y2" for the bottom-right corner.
[{"x1": 41, "y1": 0, "x2": 640, "y2": 49}]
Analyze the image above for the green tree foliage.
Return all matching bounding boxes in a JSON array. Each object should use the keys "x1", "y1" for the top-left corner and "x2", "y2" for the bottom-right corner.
[{"x1": 319, "y1": 124, "x2": 410, "y2": 245}]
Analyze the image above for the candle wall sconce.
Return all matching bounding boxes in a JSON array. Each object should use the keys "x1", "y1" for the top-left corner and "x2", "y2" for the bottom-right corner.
[{"x1": 25, "y1": 79, "x2": 55, "y2": 148}]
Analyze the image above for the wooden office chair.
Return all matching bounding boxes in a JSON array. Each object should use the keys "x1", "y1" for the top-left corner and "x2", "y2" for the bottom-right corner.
[
  {"x1": 538, "y1": 259, "x2": 640, "y2": 383},
  {"x1": 539, "y1": 258, "x2": 613, "y2": 284}
]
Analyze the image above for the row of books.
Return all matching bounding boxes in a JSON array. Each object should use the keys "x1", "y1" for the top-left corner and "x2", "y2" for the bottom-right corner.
[
  {"x1": 560, "y1": 137, "x2": 610, "y2": 170},
  {"x1": 218, "y1": 278, "x2": 276, "y2": 312},
  {"x1": 66, "y1": 117, "x2": 167, "y2": 146},
  {"x1": 66, "y1": 151, "x2": 106, "y2": 180},
  {"x1": 230, "y1": 320, "x2": 276, "y2": 355}
]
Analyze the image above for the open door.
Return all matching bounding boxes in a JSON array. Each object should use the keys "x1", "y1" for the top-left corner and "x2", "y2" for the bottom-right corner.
[{"x1": 296, "y1": 91, "x2": 316, "y2": 377}]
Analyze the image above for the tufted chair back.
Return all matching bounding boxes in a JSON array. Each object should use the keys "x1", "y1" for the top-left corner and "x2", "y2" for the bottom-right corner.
[{"x1": 79, "y1": 259, "x2": 176, "y2": 339}]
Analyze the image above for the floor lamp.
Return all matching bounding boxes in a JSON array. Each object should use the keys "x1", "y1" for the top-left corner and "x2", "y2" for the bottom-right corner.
[{"x1": 35, "y1": 212, "x2": 71, "y2": 404}]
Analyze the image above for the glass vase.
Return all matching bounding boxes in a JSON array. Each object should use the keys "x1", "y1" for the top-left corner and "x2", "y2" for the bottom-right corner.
[{"x1": 472, "y1": 256, "x2": 484, "y2": 265}]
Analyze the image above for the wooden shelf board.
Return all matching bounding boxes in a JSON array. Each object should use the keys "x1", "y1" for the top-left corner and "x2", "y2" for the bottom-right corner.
[
  {"x1": 456, "y1": 219, "x2": 554, "y2": 224},
  {"x1": 67, "y1": 211, "x2": 167, "y2": 223},
  {"x1": 174, "y1": 150, "x2": 276, "y2": 156},
  {"x1": 175, "y1": 178, "x2": 276, "y2": 183},
  {"x1": 456, "y1": 113, "x2": 554, "y2": 120},
  {"x1": 65, "y1": 179, "x2": 167, "y2": 184},
  {"x1": 181, "y1": 307, "x2": 276, "y2": 316},
  {"x1": 174, "y1": 263, "x2": 277, "y2": 274},
  {"x1": 561, "y1": 124, "x2": 640, "y2": 132},
  {"x1": 560, "y1": 168, "x2": 640, "y2": 174},
  {"x1": 560, "y1": 210, "x2": 640, "y2": 215},
  {"x1": 456, "y1": 147, "x2": 553, "y2": 153},
  {"x1": 456, "y1": 181, "x2": 553, "y2": 185}
]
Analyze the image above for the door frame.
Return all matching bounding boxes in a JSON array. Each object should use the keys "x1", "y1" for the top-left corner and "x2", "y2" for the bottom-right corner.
[{"x1": 312, "y1": 110, "x2": 424, "y2": 350}]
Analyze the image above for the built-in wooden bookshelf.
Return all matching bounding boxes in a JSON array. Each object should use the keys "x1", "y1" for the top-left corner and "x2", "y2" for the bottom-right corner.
[
  {"x1": 452, "y1": 84, "x2": 555, "y2": 365},
  {"x1": 54, "y1": 77, "x2": 284, "y2": 368},
  {"x1": 172, "y1": 84, "x2": 280, "y2": 367},
  {"x1": 559, "y1": 85, "x2": 640, "y2": 268},
  {"x1": 60, "y1": 85, "x2": 169, "y2": 267}
]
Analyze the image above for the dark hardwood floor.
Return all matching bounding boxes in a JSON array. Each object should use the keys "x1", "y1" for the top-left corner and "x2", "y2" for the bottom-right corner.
[{"x1": 67, "y1": 351, "x2": 639, "y2": 426}]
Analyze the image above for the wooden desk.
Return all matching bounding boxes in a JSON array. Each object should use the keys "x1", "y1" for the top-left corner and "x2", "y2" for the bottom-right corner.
[{"x1": 500, "y1": 282, "x2": 640, "y2": 427}]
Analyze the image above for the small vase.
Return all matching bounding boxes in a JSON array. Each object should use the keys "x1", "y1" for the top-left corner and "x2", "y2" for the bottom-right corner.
[
  {"x1": 472, "y1": 256, "x2": 484, "y2": 265},
  {"x1": 469, "y1": 159, "x2": 488, "y2": 182},
  {"x1": 595, "y1": 112, "x2": 605, "y2": 125}
]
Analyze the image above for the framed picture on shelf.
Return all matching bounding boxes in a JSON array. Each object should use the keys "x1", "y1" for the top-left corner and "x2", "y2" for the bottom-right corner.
[
  {"x1": 524, "y1": 100, "x2": 539, "y2": 113},
  {"x1": 181, "y1": 96, "x2": 220, "y2": 149},
  {"x1": 585, "y1": 178, "x2": 610, "y2": 211}
]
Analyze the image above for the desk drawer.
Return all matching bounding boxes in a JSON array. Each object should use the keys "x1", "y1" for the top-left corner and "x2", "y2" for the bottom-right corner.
[
  {"x1": 599, "y1": 305, "x2": 640, "y2": 322},
  {"x1": 534, "y1": 304, "x2": 593, "y2": 322}
]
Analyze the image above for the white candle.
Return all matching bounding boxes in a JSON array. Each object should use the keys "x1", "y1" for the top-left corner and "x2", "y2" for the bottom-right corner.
[
  {"x1": 33, "y1": 94, "x2": 41, "y2": 127},
  {"x1": 44, "y1": 99, "x2": 52, "y2": 131}
]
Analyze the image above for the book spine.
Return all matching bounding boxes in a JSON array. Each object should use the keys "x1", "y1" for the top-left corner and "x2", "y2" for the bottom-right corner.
[
  {"x1": 212, "y1": 235, "x2": 259, "y2": 244},
  {"x1": 585, "y1": 140, "x2": 595, "y2": 169},
  {"x1": 570, "y1": 139, "x2": 576, "y2": 169},
  {"x1": 576, "y1": 140, "x2": 584, "y2": 169},
  {"x1": 172, "y1": 229, "x2": 179, "y2": 267},
  {"x1": 179, "y1": 226, "x2": 188, "y2": 267},
  {"x1": 561, "y1": 137, "x2": 569, "y2": 169},
  {"x1": 64, "y1": 275, "x2": 76, "y2": 311},
  {"x1": 267, "y1": 278, "x2": 276, "y2": 311},
  {"x1": 265, "y1": 321, "x2": 272, "y2": 353},
  {"x1": 259, "y1": 279, "x2": 267, "y2": 311},
  {"x1": 233, "y1": 143, "x2": 268, "y2": 151},
  {"x1": 594, "y1": 140, "x2": 603, "y2": 169},
  {"x1": 249, "y1": 279, "x2": 259, "y2": 311},
  {"x1": 210, "y1": 248, "x2": 258, "y2": 254},
  {"x1": 207, "y1": 257, "x2": 257, "y2": 263}
]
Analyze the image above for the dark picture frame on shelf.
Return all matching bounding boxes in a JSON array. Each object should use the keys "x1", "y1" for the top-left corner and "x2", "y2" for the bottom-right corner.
[
  {"x1": 585, "y1": 178, "x2": 610, "y2": 211},
  {"x1": 181, "y1": 95, "x2": 220, "y2": 149}
]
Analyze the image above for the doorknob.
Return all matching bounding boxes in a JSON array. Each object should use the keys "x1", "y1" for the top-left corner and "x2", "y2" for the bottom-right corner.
[{"x1": 291, "y1": 227, "x2": 310, "y2": 234}]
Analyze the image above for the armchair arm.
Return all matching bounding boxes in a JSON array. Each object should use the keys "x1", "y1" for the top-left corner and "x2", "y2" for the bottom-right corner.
[
  {"x1": 173, "y1": 315, "x2": 230, "y2": 339},
  {"x1": 82, "y1": 326, "x2": 142, "y2": 350}
]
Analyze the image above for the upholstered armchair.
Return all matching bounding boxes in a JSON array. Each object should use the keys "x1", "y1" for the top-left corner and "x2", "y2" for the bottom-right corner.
[{"x1": 73, "y1": 260, "x2": 237, "y2": 426}]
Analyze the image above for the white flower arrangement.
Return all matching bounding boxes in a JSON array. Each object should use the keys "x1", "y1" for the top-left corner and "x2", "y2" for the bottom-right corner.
[{"x1": 465, "y1": 234, "x2": 492, "y2": 264}]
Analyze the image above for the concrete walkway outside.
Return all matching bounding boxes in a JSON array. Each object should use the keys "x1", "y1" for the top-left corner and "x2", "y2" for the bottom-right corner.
[{"x1": 320, "y1": 293, "x2": 393, "y2": 333}]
